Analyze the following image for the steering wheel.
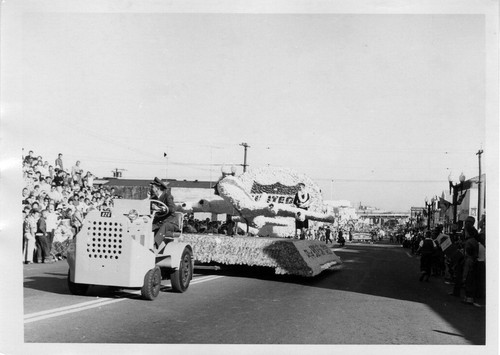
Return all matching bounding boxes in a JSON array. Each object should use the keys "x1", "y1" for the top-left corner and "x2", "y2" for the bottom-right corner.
[{"x1": 150, "y1": 199, "x2": 168, "y2": 216}]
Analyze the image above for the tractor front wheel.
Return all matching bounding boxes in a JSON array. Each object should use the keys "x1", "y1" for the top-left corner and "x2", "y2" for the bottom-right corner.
[
  {"x1": 141, "y1": 266, "x2": 162, "y2": 300},
  {"x1": 170, "y1": 248, "x2": 193, "y2": 293}
]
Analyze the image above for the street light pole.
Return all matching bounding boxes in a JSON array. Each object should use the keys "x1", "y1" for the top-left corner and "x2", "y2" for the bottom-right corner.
[
  {"x1": 425, "y1": 197, "x2": 432, "y2": 231},
  {"x1": 476, "y1": 149, "x2": 483, "y2": 221}
]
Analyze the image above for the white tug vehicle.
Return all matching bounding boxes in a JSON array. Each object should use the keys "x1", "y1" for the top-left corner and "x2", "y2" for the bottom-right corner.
[{"x1": 66, "y1": 199, "x2": 193, "y2": 300}]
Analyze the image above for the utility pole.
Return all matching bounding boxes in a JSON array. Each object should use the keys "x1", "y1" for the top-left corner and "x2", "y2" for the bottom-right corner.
[
  {"x1": 240, "y1": 142, "x2": 250, "y2": 172},
  {"x1": 476, "y1": 149, "x2": 483, "y2": 222}
]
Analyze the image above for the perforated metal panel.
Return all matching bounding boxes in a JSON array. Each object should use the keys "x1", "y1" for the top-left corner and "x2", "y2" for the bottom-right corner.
[
  {"x1": 85, "y1": 220, "x2": 124, "y2": 261},
  {"x1": 73, "y1": 210, "x2": 156, "y2": 287}
]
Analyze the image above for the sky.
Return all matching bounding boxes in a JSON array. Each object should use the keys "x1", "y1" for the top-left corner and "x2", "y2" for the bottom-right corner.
[{"x1": 2, "y1": 0, "x2": 498, "y2": 212}]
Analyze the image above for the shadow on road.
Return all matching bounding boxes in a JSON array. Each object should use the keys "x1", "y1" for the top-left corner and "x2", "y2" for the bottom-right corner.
[
  {"x1": 194, "y1": 243, "x2": 486, "y2": 345},
  {"x1": 25, "y1": 269, "x2": 186, "y2": 300}
]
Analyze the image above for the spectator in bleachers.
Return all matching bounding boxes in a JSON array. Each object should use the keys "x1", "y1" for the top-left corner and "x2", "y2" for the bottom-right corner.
[
  {"x1": 23, "y1": 193, "x2": 36, "y2": 208},
  {"x1": 32, "y1": 184, "x2": 42, "y2": 198},
  {"x1": 55, "y1": 153, "x2": 64, "y2": 171},
  {"x1": 60, "y1": 206, "x2": 73, "y2": 221},
  {"x1": 48, "y1": 165, "x2": 55, "y2": 179},
  {"x1": 71, "y1": 160, "x2": 84, "y2": 185},
  {"x1": 22, "y1": 206, "x2": 31, "y2": 219},
  {"x1": 23, "y1": 150, "x2": 110, "y2": 260},
  {"x1": 31, "y1": 201, "x2": 40, "y2": 211},
  {"x1": 39, "y1": 177, "x2": 51, "y2": 194},
  {"x1": 22, "y1": 187, "x2": 30, "y2": 201},
  {"x1": 24, "y1": 150, "x2": 36, "y2": 165},
  {"x1": 61, "y1": 170, "x2": 72, "y2": 187},
  {"x1": 83, "y1": 197, "x2": 92, "y2": 211},
  {"x1": 24, "y1": 169, "x2": 35, "y2": 192},
  {"x1": 48, "y1": 184, "x2": 62, "y2": 203},
  {"x1": 52, "y1": 168, "x2": 65, "y2": 187},
  {"x1": 37, "y1": 161, "x2": 49, "y2": 177}
]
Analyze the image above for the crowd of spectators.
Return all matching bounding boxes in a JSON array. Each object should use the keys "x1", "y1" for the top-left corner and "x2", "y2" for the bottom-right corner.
[
  {"x1": 22, "y1": 150, "x2": 117, "y2": 264},
  {"x1": 401, "y1": 217, "x2": 486, "y2": 307},
  {"x1": 181, "y1": 216, "x2": 242, "y2": 236},
  {"x1": 22, "y1": 150, "x2": 249, "y2": 263}
]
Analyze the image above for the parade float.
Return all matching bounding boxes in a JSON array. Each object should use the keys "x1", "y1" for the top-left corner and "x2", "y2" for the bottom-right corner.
[{"x1": 177, "y1": 167, "x2": 342, "y2": 277}]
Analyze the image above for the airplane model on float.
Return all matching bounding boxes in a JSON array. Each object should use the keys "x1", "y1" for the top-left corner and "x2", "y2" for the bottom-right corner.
[{"x1": 176, "y1": 167, "x2": 335, "y2": 235}]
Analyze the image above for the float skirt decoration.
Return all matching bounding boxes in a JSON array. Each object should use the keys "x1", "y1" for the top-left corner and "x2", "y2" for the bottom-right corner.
[{"x1": 179, "y1": 234, "x2": 342, "y2": 277}]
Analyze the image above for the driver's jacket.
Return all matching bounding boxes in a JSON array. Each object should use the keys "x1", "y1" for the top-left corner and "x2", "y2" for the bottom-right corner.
[{"x1": 152, "y1": 189, "x2": 176, "y2": 226}]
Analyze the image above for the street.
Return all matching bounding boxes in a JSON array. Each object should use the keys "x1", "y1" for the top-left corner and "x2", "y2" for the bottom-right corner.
[{"x1": 22, "y1": 242, "x2": 486, "y2": 346}]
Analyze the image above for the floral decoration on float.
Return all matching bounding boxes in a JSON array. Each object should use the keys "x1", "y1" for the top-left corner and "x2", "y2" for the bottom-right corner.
[{"x1": 177, "y1": 167, "x2": 342, "y2": 276}]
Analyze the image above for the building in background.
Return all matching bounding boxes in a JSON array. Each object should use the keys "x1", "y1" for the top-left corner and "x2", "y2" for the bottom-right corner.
[{"x1": 439, "y1": 174, "x2": 486, "y2": 230}]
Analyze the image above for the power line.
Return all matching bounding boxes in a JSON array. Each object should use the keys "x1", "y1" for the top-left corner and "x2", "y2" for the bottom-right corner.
[{"x1": 314, "y1": 178, "x2": 446, "y2": 183}]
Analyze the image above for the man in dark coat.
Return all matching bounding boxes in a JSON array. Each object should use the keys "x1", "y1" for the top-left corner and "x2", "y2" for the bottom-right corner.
[
  {"x1": 418, "y1": 230, "x2": 436, "y2": 282},
  {"x1": 150, "y1": 177, "x2": 180, "y2": 248}
]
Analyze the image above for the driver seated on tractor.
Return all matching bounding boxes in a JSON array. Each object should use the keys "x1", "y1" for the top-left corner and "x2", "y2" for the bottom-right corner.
[{"x1": 149, "y1": 177, "x2": 181, "y2": 249}]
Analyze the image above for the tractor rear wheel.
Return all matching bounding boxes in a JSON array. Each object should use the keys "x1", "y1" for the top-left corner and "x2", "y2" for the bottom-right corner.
[
  {"x1": 170, "y1": 248, "x2": 193, "y2": 293},
  {"x1": 141, "y1": 266, "x2": 162, "y2": 300}
]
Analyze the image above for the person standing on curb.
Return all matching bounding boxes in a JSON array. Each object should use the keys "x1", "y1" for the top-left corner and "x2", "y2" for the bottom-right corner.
[
  {"x1": 417, "y1": 230, "x2": 437, "y2": 282},
  {"x1": 475, "y1": 216, "x2": 486, "y2": 304},
  {"x1": 23, "y1": 209, "x2": 38, "y2": 264},
  {"x1": 35, "y1": 209, "x2": 52, "y2": 263},
  {"x1": 325, "y1": 226, "x2": 333, "y2": 245},
  {"x1": 46, "y1": 203, "x2": 59, "y2": 261},
  {"x1": 462, "y1": 216, "x2": 479, "y2": 305},
  {"x1": 55, "y1": 153, "x2": 64, "y2": 171}
]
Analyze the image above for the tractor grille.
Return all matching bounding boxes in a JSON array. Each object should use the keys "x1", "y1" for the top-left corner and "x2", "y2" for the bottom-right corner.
[{"x1": 85, "y1": 220, "x2": 124, "y2": 260}]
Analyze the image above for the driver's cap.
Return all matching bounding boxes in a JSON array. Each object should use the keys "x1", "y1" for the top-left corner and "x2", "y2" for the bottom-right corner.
[{"x1": 150, "y1": 177, "x2": 169, "y2": 190}]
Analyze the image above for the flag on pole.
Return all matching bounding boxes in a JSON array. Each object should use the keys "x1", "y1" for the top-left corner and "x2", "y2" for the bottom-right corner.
[
  {"x1": 439, "y1": 197, "x2": 452, "y2": 211},
  {"x1": 456, "y1": 191, "x2": 467, "y2": 205}
]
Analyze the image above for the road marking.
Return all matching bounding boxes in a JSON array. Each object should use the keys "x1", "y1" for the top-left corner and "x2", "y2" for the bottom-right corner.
[
  {"x1": 24, "y1": 297, "x2": 134, "y2": 323},
  {"x1": 24, "y1": 275, "x2": 224, "y2": 324},
  {"x1": 191, "y1": 275, "x2": 223, "y2": 284}
]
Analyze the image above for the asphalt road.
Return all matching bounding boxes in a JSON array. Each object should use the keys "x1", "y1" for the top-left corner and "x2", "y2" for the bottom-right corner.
[{"x1": 23, "y1": 242, "x2": 486, "y2": 346}]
